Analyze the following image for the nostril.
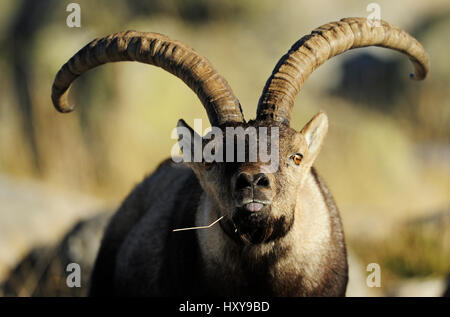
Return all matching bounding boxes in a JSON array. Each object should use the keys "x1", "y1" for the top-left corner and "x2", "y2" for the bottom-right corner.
[
  {"x1": 235, "y1": 172, "x2": 252, "y2": 190},
  {"x1": 254, "y1": 173, "x2": 270, "y2": 188}
]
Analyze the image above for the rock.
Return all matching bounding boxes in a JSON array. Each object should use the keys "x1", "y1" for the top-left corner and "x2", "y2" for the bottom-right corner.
[
  {"x1": 346, "y1": 251, "x2": 382, "y2": 297},
  {"x1": 0, "y1": 175, "x2": 104, "y2": 283},
  {"x1": 0, "y1": 212, "x2": 112, "y2": 297},
  {"x1": 386, "y1": 277, "x2": 448, "y2": 297},
  {"x1": 443, "y1": 275, "x2": 450, "y2": 297}
]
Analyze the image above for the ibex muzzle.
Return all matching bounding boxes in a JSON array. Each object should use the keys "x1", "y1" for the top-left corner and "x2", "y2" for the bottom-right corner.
[
  {"x1": 51, "y1": 18, "x2": 429, "y2": 296},
  {"x1": 232, "y1": 168, "x2": 274, "y2": 244}
]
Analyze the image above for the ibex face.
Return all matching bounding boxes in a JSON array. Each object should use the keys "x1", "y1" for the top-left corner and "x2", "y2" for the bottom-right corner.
[{"x1": 179, "y1": 114, "x2": 328, "y2": 244}]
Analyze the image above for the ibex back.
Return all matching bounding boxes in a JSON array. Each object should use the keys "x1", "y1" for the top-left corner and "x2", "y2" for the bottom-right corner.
[{"x1": 51, "y1": 17, "x2": 429, "y2": 296}]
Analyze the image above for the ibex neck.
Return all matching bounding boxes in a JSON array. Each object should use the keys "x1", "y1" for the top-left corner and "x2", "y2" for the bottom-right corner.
[{"x1": 194, "y1": 170, "x2": 339, "y2": 295}]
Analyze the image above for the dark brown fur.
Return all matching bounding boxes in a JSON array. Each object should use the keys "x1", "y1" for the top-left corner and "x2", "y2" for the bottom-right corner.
[{"x1": 89, "y1": 158, "x2": 348, "y2": 296}]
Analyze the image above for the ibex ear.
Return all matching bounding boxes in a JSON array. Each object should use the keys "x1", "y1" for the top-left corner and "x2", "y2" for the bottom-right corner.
[
  {"x1": 300, "y1": 112, "x2": 328, "y2": 164},
  {"x1": 175, "y1": 119, "x2": 202, "y2": 163}
]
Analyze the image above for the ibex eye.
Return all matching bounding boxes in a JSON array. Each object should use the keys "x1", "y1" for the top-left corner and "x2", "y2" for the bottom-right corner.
[{"x1": 291, "y1": 153, "x2": 303, "y2": 165}]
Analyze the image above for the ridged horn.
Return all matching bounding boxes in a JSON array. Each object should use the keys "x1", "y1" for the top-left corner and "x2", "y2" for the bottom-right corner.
[
  {"x1": 52, "y1": 31, "x2": 244, "y2": 125},
  {"x1": 257, "y1": 17, "x2": 430, "y2": 125}
]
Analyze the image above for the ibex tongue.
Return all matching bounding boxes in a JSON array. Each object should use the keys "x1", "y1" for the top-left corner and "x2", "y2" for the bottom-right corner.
[{"x1": 244, "y1": 202, "x2": 264, "y2": 212}]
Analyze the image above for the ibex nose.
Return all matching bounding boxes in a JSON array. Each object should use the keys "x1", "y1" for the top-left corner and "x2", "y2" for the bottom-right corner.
[
  {"x1": 254, "y1": 173, "x2": 270, "y2": 188},
  {"x1": 235, "y1": 172, "x2": 271, "y2": 191}
]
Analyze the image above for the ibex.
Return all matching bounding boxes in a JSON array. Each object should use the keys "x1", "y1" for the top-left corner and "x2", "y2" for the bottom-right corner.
[{"x1": 51, "y1": 18, "x2": 429, "y2": 296}]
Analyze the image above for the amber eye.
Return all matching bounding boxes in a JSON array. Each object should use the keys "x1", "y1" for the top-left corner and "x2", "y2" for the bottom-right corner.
[{"x1": 291, "y1": 153, "x2": 303, "y2": 165}]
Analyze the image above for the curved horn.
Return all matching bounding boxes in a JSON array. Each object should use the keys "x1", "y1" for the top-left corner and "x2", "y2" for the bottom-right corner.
[
  {"x1": 52, "y1": 31, "x2": 244, "y2": 125},
  {"x1": 257, "y1": 17, "x2": 430, "y2": 124}
]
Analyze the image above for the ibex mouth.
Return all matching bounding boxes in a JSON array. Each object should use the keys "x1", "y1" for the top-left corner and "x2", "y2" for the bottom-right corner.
[
  {"x1": 238, "y1": 199, "x2": 271, "y2": 210},
  {"x1": 243, "y1": 202, "x2": 264, "y2": 212}
]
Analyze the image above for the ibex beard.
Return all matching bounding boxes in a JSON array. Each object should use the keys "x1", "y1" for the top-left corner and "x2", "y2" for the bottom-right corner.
[{"x1": 50, "y1": 17, "x2": 429, "y2": 296}]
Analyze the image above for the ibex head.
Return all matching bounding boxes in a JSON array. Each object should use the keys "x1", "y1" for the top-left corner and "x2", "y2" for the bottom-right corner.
[{"x1": 52, "y1": 18, "x2": 429, "y2": 245}]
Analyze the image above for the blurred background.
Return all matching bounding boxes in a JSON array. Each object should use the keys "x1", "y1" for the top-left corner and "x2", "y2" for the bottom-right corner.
[{"x1": 0, "y1": 0, "x2": 449, "y2": 297}]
